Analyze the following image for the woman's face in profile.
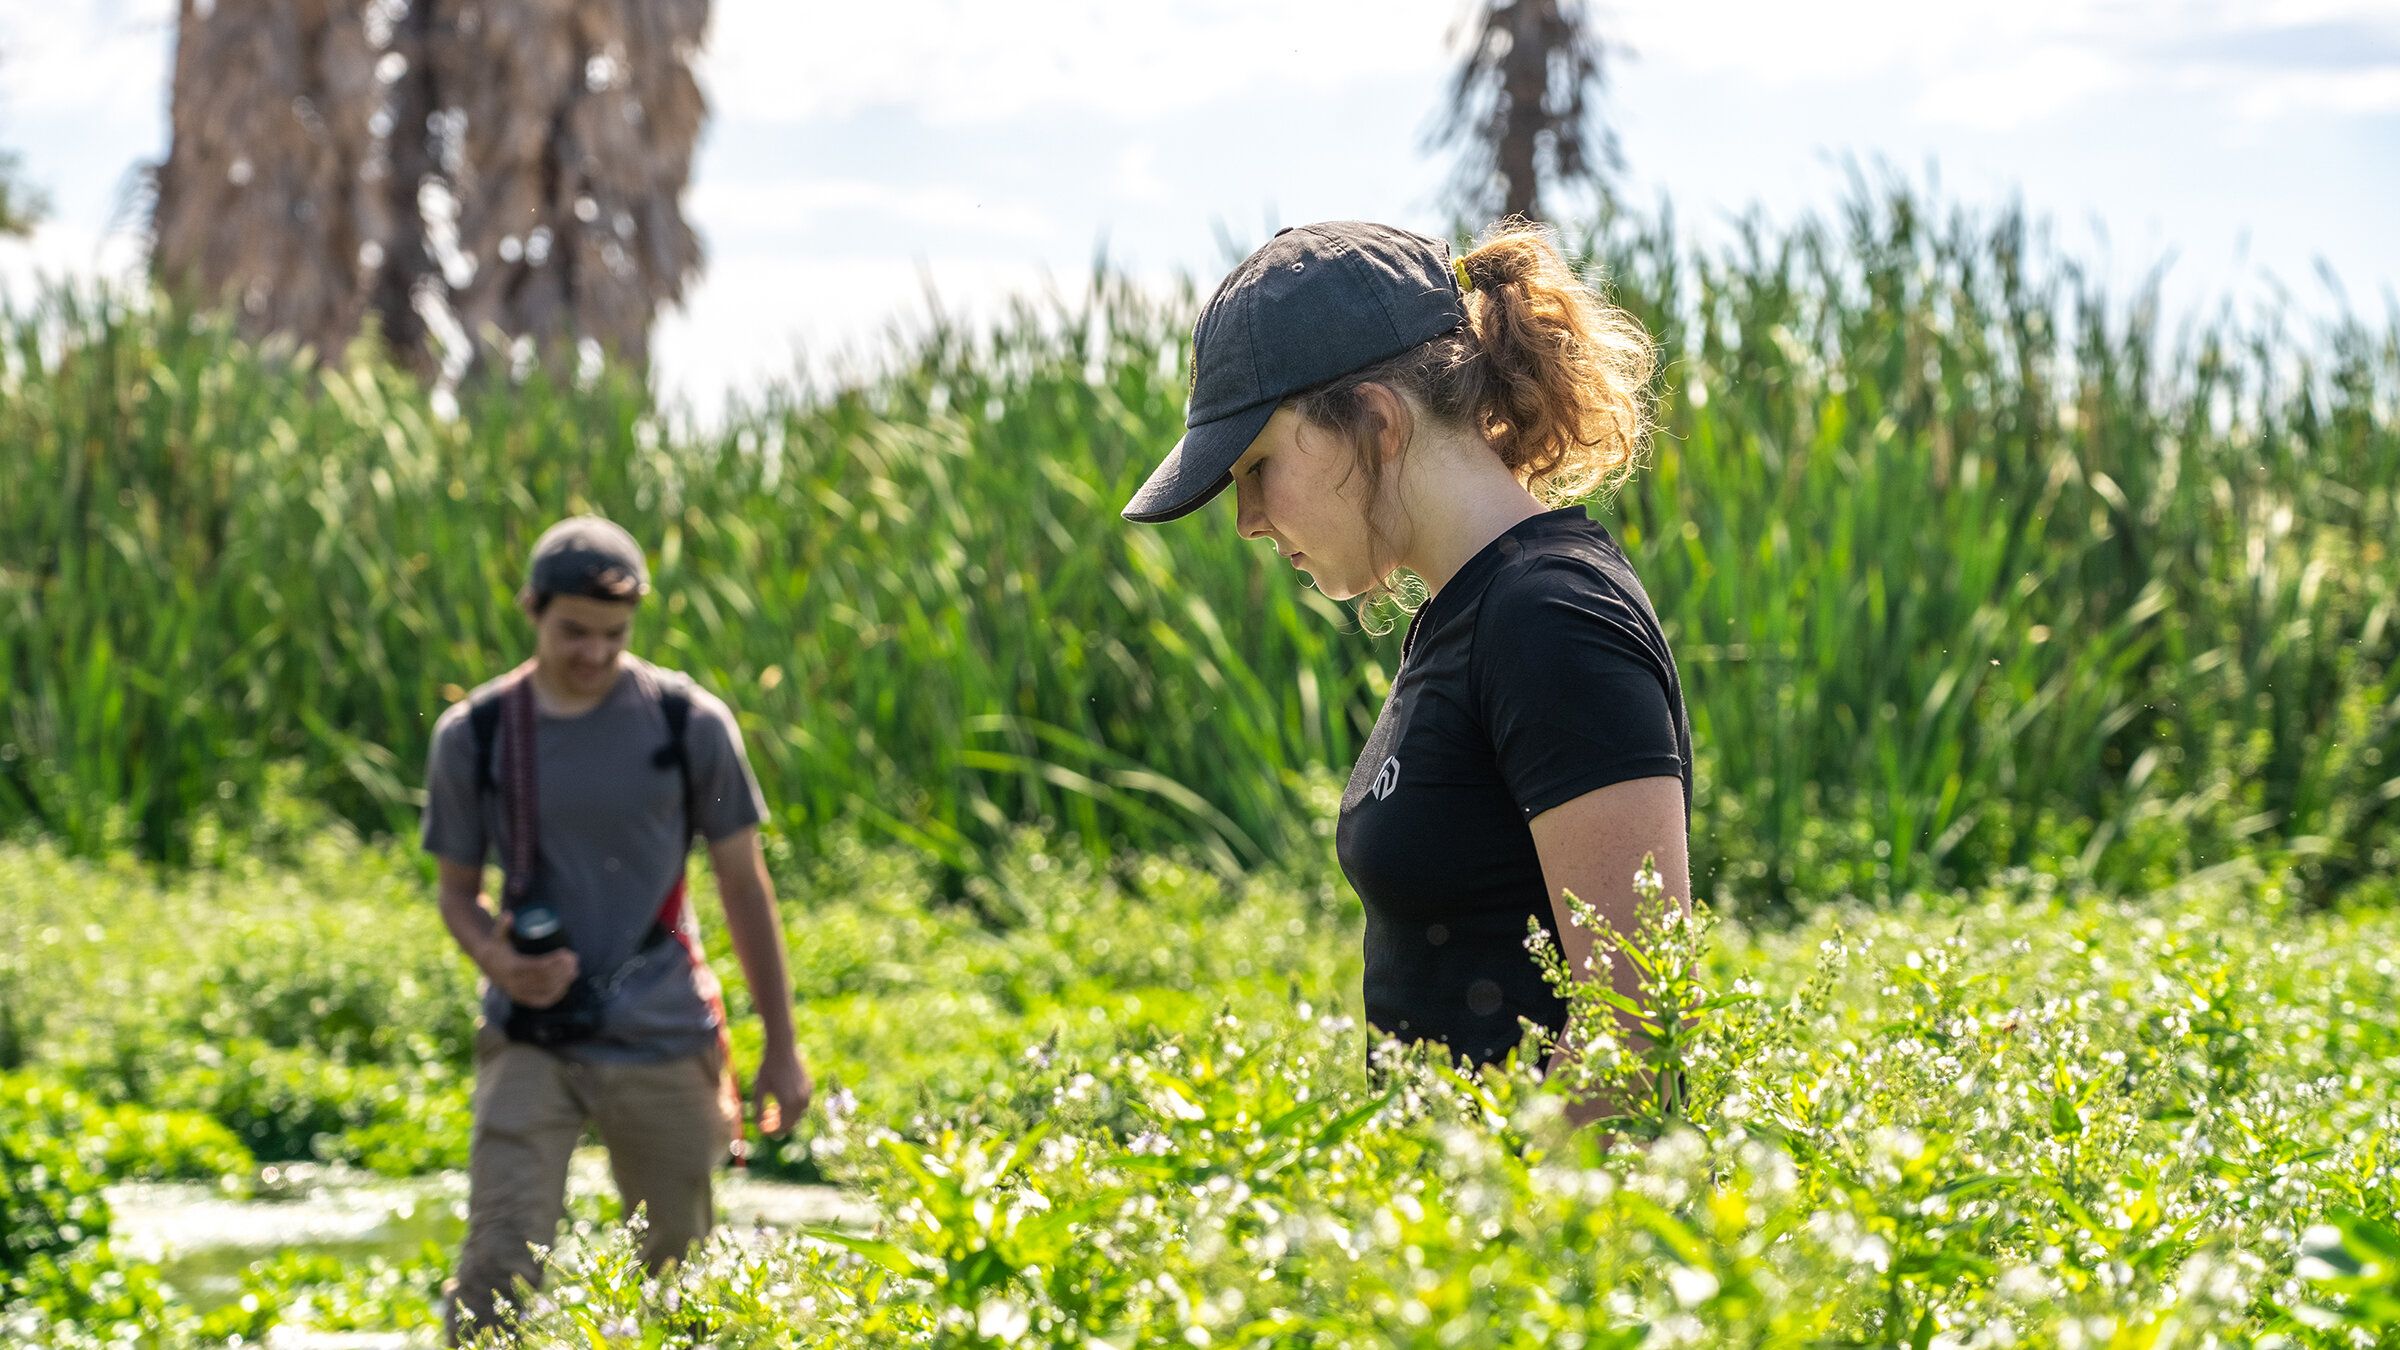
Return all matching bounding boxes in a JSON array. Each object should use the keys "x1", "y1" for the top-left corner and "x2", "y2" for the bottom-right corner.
[{"x1": 1228, "y1": 404, "x2": 1386, "y2": 601}]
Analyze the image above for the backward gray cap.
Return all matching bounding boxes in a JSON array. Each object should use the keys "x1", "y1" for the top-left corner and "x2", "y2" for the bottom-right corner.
[
  {"x1": 1122, "y1": 220, "x2": 1467, "y2": 524},
  {"x1": 528, "y1": 515, "x2": 650, "y2": 597}
]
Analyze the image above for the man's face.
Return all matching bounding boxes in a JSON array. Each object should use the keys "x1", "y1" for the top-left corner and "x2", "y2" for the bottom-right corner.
[{"x1": 530, "y1": 593, "x2": 635, "y2": 698}]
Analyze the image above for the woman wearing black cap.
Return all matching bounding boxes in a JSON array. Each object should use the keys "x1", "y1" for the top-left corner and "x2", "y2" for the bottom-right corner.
[{"x1": 1123, "y1": 220, "x2": 1692, "y2": 1121}]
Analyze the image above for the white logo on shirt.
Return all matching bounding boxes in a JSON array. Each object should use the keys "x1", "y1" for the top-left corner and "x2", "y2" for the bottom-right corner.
[{"x1": 1370, "y1": 756, "x2": 1401, "y2": 801}]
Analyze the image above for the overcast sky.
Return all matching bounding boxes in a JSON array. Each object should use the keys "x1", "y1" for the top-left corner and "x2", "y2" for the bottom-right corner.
[{"x1": 3, "y1": 0, "x2": 2394, "y2": 418}]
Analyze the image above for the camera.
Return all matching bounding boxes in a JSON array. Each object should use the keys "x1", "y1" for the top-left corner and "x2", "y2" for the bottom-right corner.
[{"x1": 502, "y1": 904, "x2": 605, "y2": 1047}]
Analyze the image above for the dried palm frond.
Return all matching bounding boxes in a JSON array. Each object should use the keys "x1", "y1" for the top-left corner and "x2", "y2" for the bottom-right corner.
[
  {"x1": 152, "y1": 0, "x2": 387, "y2": 362},
  {"x1": 434, "y1": 0, "x2": 706, "y2": 379},
  {"x1": 153, "y1": 0, "x2": 708, "y2": 382}
]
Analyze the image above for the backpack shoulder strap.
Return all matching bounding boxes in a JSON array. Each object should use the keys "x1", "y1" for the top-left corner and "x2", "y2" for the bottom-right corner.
[
  {"x1": 637, "y1": 670, "x2": 701, "y2": 949},
  {"x1": 654, "y1": 673, "x2": 694, "y2": 770},
  {"x1": 468, "y1": 686, "x2": 508, "y2": 793},
  {"x1": 465, "y1": 662, "x2": 538, "y2": 795},
  {"x1": 649, "y1": 669, "x2": 697, "y2": 847}
]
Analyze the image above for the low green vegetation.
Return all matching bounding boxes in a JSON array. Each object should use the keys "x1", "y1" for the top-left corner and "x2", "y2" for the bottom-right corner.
[{"x1": 5, "y1": 793, "x2": 2397, "y2": 1345}]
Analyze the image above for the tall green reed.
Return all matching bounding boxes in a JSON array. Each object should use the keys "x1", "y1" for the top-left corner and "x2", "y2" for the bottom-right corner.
[
  {"x1": 1589, "y1": 178, "x2": 2400, "y2": 905},
  {"x1": 2, "y1": 183, "x2": 2394, "y2": 909}
]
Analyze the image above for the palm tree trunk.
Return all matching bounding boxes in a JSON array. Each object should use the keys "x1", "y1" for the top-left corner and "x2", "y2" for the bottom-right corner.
[
  {"x1": 155, "y1": 0, "x2": 708, "y2": 385},
  {"x1": 436, "y1": 0, "x2": 707, "y2": 383},
  {"x1": 372, "y1": 0, "x2": 443, "y2": 378},
  {"x1": 1496, "y1": 0, "x2": 1549, "y2": 222},
  {"x1": 153, "y1": 0, "x2": 385, "y2": 362}
]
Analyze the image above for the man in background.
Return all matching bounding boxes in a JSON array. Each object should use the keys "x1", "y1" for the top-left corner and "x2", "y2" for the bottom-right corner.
[{"x1": 421, "y1": 515, "x2": 811, "y2": 1343}]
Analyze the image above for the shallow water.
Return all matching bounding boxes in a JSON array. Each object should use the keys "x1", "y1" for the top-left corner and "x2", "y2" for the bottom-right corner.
[{"x1": 109, "y1": 1151, "x2": 875, "y2": 1328}]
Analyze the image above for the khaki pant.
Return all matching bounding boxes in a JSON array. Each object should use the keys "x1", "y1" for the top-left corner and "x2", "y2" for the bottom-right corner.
[{"x1": 445, "y1": 1026, "x2": 730, "y2": 1345}]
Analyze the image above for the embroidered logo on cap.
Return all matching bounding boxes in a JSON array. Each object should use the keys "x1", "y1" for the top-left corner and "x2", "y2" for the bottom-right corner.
[{"x1": 1369, "y1": 756, "x2": 1401, "y2": 801}]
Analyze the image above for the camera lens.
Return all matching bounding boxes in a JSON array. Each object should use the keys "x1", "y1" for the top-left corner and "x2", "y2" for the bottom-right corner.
[{"x1": 512, "y1": 906, "x2": 568, "y2": 955}]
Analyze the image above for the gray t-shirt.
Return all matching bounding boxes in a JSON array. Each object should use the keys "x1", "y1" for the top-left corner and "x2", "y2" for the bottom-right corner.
[{"x1": 422, "y1": 657, "x2": 768, "y2": 1063}]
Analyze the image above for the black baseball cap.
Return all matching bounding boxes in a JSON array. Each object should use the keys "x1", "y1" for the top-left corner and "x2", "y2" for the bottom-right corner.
[
  {"x1": 527, "y1": 515, "x2": 649, "y2": 600},
  {"x1": 1121, "y1": 220, "x2": 1467, "y2": 524}
]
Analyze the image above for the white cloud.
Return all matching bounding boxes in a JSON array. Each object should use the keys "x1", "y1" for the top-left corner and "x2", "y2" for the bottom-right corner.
[
  {"x1": 651, "y1": 246, "x2": 1182, "y2": 417},
  {"x1": 1912, "y1": 45, "x2": 2128, "y2": 131},
  {"x1": 2231, "y1": 65, "x2": 2400, "y2": 120},
  {"x1": 1603, "y1": 0, "x2": 2079, "y2": 87},
  {"x1": 692, "y1": 178, "x2": 1055, "y2": 240},
  {"x1": 0, "y1": 0, "x2": 173, "y2": 126},
  {"x1": 2250, "y1": 0, "x2": 2400, "y2": 26},
  {"x1": 1113, "y1": 143, "x2": 1167, "y2": 203},
  {"x1": 1616, "y1": 1, "x2": 1877, "y2": 80},
  {"x1": 703, "y1": 0, "x2": 1464, "y2": 126},
  {"x1": 0, "y1": 218, "x2": 147, "y2": 307},
  {"x1": 1610, "y1": 0, "x2": 2400, "y2": 117}
]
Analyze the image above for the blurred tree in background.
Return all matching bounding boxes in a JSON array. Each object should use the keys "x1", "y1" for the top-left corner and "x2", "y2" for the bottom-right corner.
[
  {"x1": 151, "y1": 1, "x2": 387, "y2": 366},
  {"x1": 0, "y1": 148, "x2": 40, "y2": 237},
  {"x1": 150, "y1": 0, "x2": 707, "y2": 384},
  {"x1": 430, "y1": 1, "x2": 706, "y2": 382},
  {"x1": 1, "y1": 51, "x2": 53, "y2": 237},
  {"x1": 1429, "y1": 0, "x2": 1626, "y2": 225}
]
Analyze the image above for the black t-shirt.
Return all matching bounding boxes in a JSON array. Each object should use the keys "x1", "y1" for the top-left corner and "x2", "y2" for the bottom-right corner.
[{"x1": 1335, "y1": 506, "x2": 1693, "y2": 1068}]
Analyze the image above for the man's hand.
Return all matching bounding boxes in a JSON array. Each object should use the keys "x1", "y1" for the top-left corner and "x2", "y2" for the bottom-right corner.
[
  {"x1": 708, "y1": 827, "x2": 812, "y2": 1137},
  {"x1": 751, "y1": 1045, "x2": 812, "y2": 1136},
  {"x1": 484, "y1": 912, "x2": 579, "y2": 1008}
]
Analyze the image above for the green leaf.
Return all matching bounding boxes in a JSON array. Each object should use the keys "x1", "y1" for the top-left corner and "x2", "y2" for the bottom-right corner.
[
  {"x1": 1305, "y1": 1088, "x2": 1395, "y2": 1153},
  {"x1": 800, "y1": 1227, "x2": 927, "y2": 1278}
]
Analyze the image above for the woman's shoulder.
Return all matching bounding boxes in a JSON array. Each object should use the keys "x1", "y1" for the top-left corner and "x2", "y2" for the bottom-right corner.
[
  {"x1": 1477, "y1": 523, "x2": 1643, "y2": 621},
  {"x1": 1466, "y1": 519, "x2": 1673, "y2": 678}
]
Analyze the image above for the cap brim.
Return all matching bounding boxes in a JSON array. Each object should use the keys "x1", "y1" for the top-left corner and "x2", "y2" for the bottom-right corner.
[{"x1": 1121, "y1": 400, "x2": 1279, "y2": 524}]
